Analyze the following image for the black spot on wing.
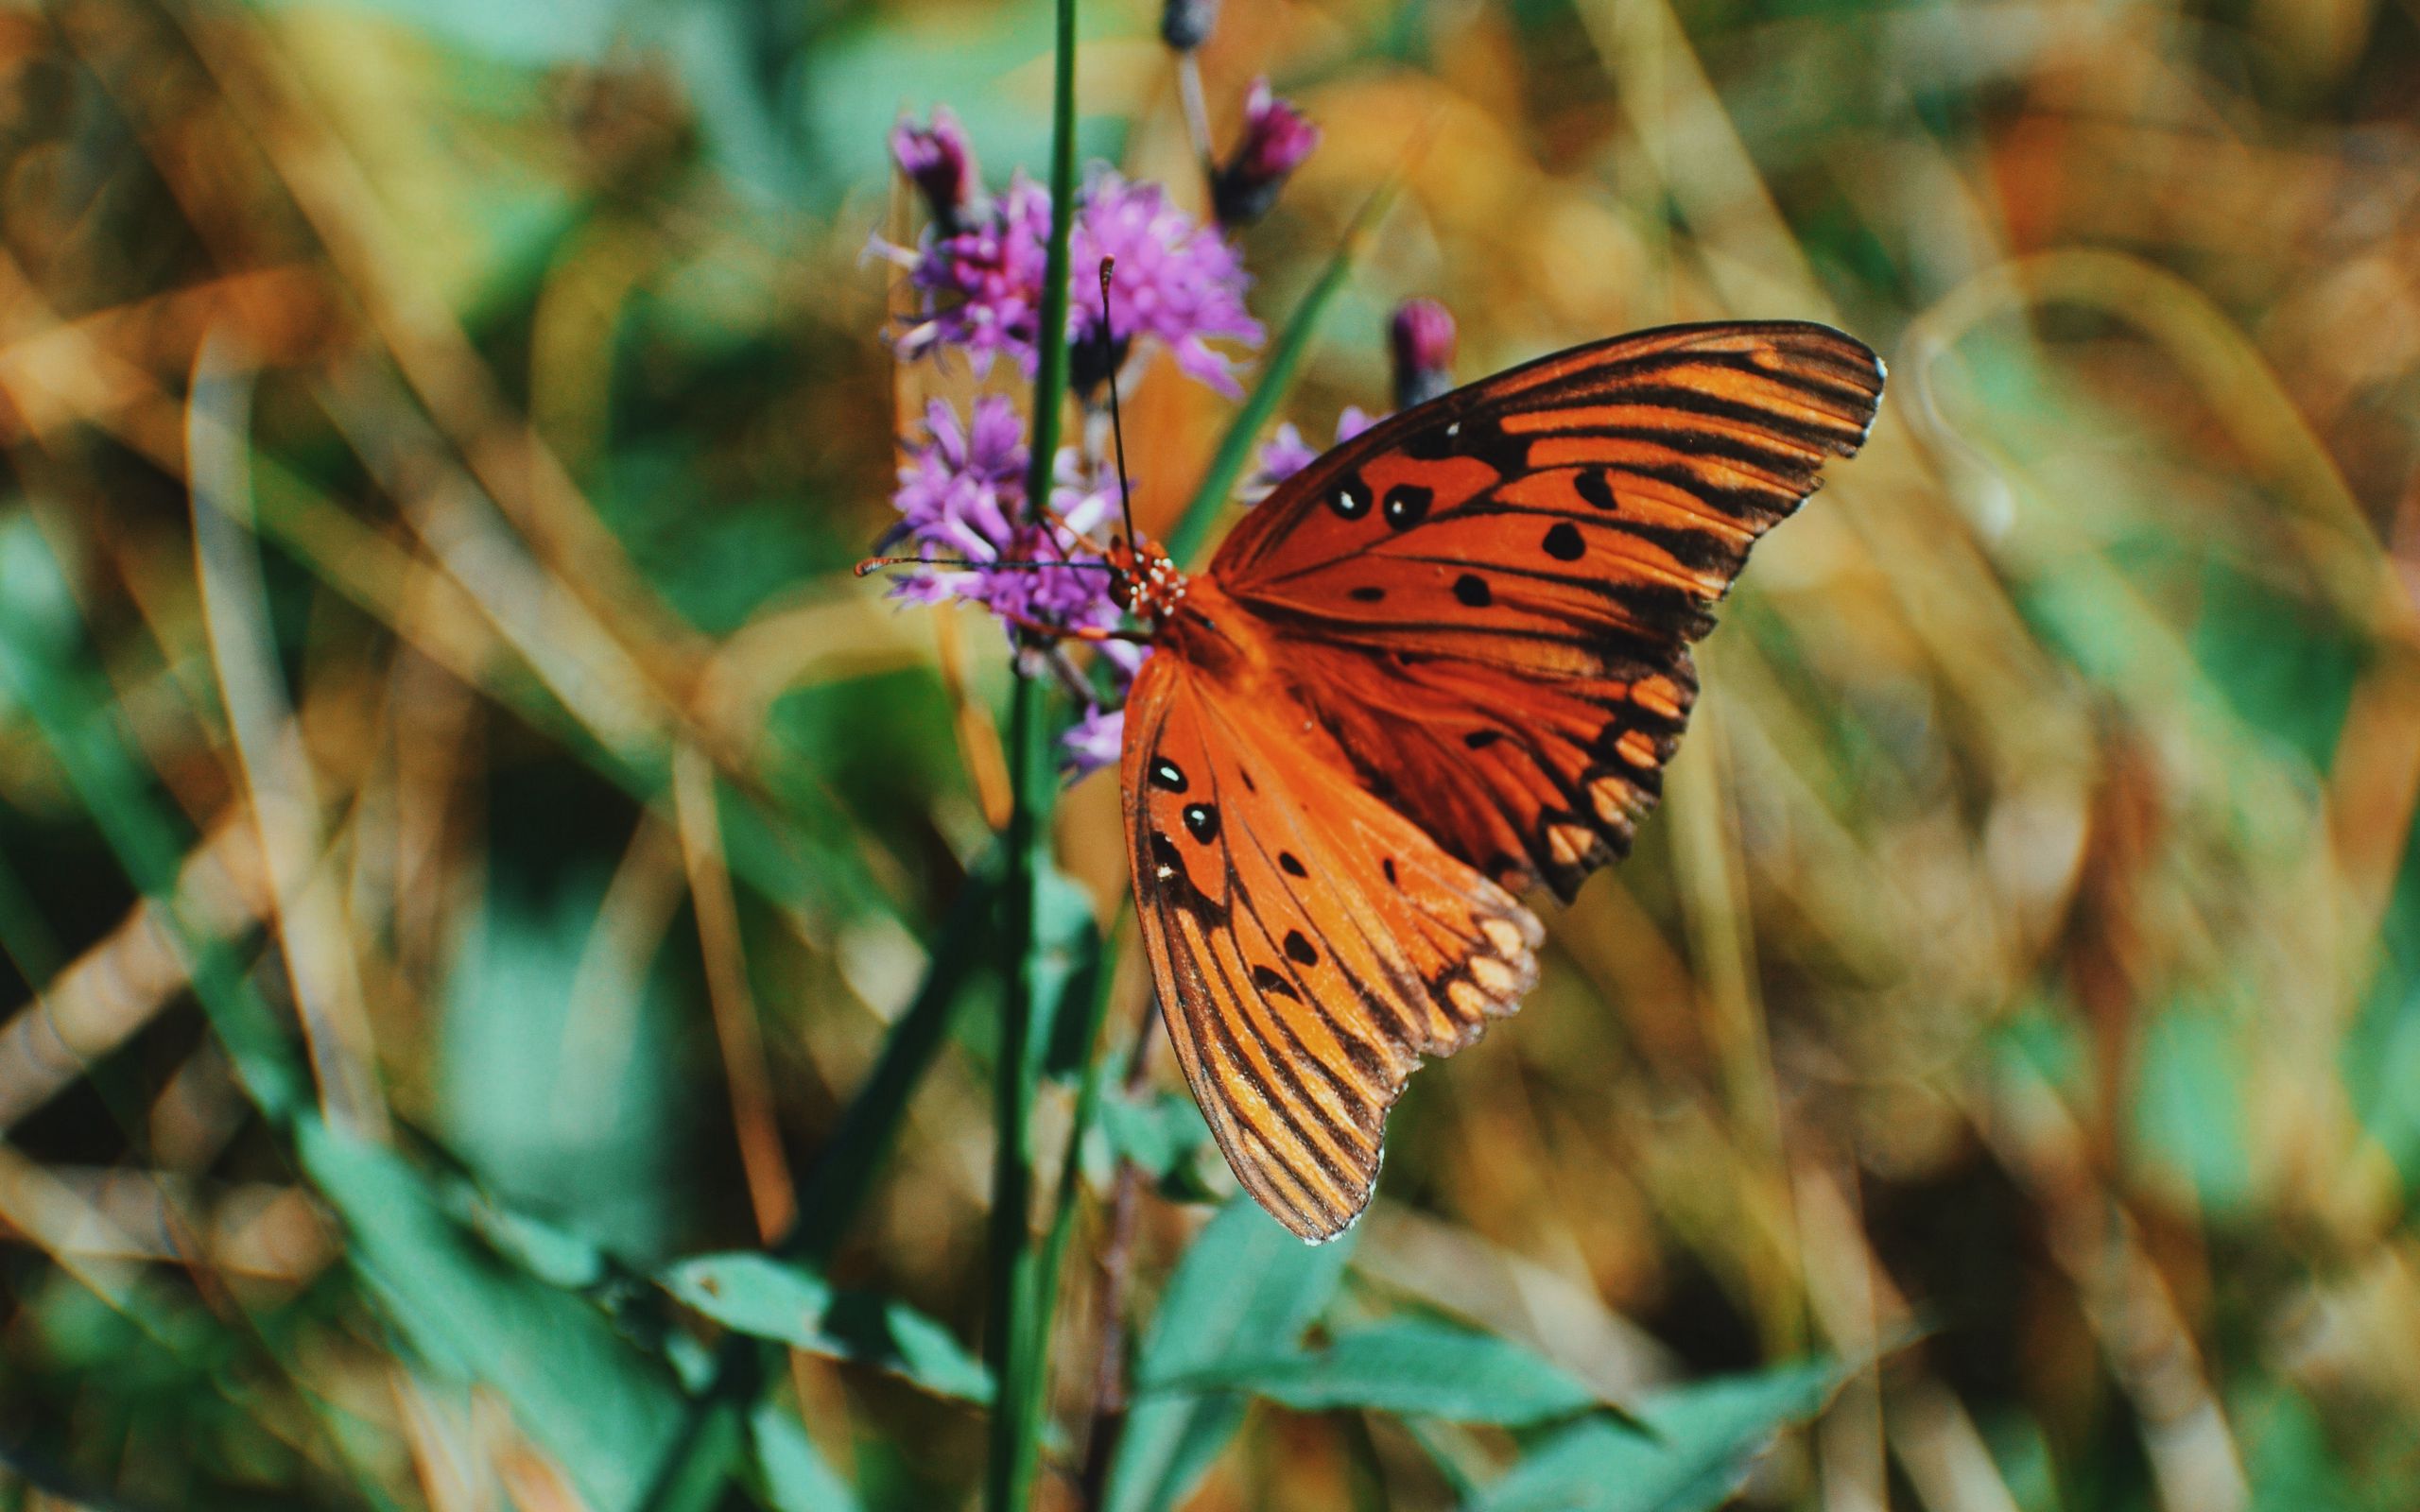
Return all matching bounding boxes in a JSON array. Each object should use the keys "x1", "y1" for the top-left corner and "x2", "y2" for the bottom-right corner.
[
  {"x1": 1252, "y1": 964, "x2": 1302, "y2": 1001},
  {"x1": 1383, "y1": 485, "x2": 1433, "y2": 529}
]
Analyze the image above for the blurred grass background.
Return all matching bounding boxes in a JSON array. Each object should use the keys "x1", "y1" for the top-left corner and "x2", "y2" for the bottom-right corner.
[{"x1": 4, "y1": 0, "x2": 2420, "y2": 1508}]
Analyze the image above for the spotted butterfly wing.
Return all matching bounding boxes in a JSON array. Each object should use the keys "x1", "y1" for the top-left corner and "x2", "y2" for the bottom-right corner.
[
  {"x1": 1121, "y1": 649, "x2": 1541, "y2": 1240},
  {"x1": 1208, "y1": 320, "x2": 1885, "y2": 899}
]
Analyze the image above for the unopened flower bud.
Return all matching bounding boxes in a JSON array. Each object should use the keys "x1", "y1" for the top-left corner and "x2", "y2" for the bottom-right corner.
[
  {"x1": 891, "y1": 108, "x2": 981, "y2": 234},
  {"x1": 1212, "y1": 80, "x2": 1318, "y2": 228},
  {"x1": 1389, "y1": 298, "x2": 1457, "y2": 410},
  {"x1": 1161, "y1": 0, "x2": 1222, "y2": 51}
]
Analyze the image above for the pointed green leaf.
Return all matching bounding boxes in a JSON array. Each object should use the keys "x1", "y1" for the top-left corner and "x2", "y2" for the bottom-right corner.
[
  {"x1": 1470, "y1": 1358, "x2": 1844, "y2": 1512},
  {"x1": 663, "y1": 1252, "x2": 992, "y2": 1405},
  {"x1": 1093, "y1": 1088, "x2": 1212, "y2": 1183},
  {"x1": 1104, "y1": 1197, "x2": 1357, "y2": 1512},
  {"x1": 750, "y1": 1401, "x2": 866, "y2": 1512},
  {"x1": 296, "y1": 1121, "x2": 688, "y2": 1512},
  {"x1": 1152, "y1": 1319, "x2": 1605, "y2": 1427}
]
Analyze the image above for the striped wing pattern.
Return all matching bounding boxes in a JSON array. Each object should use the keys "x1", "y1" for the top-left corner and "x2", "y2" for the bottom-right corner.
[
  {"x1": 1120, "y1": 651, "x2": 1543, "y2": 1241},
  {"x1": 1211, "y1": 321, "x2": 1885, "y2": 898}
]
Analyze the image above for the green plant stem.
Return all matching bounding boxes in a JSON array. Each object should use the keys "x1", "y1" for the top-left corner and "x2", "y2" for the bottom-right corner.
[
  {"x1": 988, "y1": 0, "x2": 1081, "y2": 1505},
  {"x1": 989, "y1": 677, "x2": 1057, "y2": 1512},
  {"x1": 1164, "y1": 180, "x2": 1401, "y2": 568}
]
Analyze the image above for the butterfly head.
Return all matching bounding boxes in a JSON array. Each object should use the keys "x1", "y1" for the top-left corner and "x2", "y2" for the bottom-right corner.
[{"x1": 1105, "y1": 534, "x2": 1188, "y2": 624}]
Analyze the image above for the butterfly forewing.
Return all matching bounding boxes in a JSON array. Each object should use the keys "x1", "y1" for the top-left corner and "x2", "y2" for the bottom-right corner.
[
  {"x1": 1120, "y1": 651, "x2": 1543, "y2": 1241},
  {"x1": 1206, "y1": 320, "x2": 1884, "y2": 898}
]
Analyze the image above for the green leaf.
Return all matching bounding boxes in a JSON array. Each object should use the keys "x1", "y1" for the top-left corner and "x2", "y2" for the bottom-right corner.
[
  {"x1": 1034, "y1": 863, "x2": 1106, "y2": 1084},
  {"x1": 750, "y1": 1400, "x2": 866, "y2": 1512},
  {"x1": 296, "y1": 1120, "x2": 688, "y2": 1512},
  {"x1": 1470, "y1": 1359, "x2": 1844, "y2": 1512},
  {"x1": 1104, "y1": 1197, "x2": 1357, "y2": 1512},
  {"x1": 1093, "y1": 1088, "x2": 1211, "y2": 1183},
  {"x1": 1153, "y1": 1320, "x2": 1605, "y2": 1427},
  {"x1": 662, "y1": 1252, "x2": 993, "y2": 1405}
]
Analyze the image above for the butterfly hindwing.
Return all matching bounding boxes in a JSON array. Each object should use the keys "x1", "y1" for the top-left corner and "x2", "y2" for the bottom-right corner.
[
  {"x1": 1120, "y1": 651, "x2": 1543, "y2": 1241},
  {"x1": 1209, "y1": 320, "x2": 1884, "y2": 898}
]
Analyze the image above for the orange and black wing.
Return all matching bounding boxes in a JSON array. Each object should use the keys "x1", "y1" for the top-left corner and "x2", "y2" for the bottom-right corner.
[
  {"x1": 1119, "y1": 651, "x2": 1542, "y2": 1241},
  {"x1": 1208, "y1": 320, "x2": 1884, "y2": 899}
]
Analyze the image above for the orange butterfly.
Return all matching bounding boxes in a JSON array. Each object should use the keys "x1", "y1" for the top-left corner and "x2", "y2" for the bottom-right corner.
[{"x1": 1091, "y1": 321, "x2": 1885, "y2": 1241}]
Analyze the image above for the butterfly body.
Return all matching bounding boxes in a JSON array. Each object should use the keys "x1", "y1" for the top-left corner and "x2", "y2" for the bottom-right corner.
[{"x1": 1111, "y1": 320, "x2": 1887, "y2": 1240}]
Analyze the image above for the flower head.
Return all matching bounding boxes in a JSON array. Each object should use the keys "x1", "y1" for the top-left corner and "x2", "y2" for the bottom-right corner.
[
  {"x1": 894, "y1": 171, "x2": 1259, "y2": 398},
  {"x1": 895, "y1": 174, "x2": 1055, "y2": 376},
  {"x1": 1213, "y1": 81, "x2": 1320, "y2": 228},
  {"x1": 1060, "y1": 701, "x2": 1129, "y2": 778},
  {"x1": 892, "y1": 108, "x2": 982, "y2": 234},
  {"x1": 883, "y1": 397, "x2": 1120, "y2": 638},
  {"x1": 1073, "y1": 172, "x2": 1262, "y2": 396},
  {"x1": 1390, "y1": 298, "x2": 1457, "y2": 410}
]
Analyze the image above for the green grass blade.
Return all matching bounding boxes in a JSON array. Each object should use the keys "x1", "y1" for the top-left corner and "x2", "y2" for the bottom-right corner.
[
  {"x1": 987, "y1": 0, "x2": 1083, "y2": 1506},
  {"x1": 0, "y1": 517, "x2": 307, "y2": 1125},
  {"x1": 1163, "y1": 180, "x2": 1401, "y2": 568}
]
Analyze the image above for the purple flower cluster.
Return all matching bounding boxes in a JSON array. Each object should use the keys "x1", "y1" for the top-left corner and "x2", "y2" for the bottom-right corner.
[
  {"x1": 886, "y1": 161, "x2": 1260, "y2": 398},
  {"x1": 882, "y1": 396, "x2": 1117, "y2": 631},
  {"x1": 874, "y1": 79, "x2": 1354, "y2": 779}
]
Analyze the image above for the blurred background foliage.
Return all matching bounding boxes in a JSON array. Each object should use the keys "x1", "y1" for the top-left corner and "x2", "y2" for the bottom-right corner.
[{"x1": 2, "y1": 0, "x2": 2419, "y2": 1508}]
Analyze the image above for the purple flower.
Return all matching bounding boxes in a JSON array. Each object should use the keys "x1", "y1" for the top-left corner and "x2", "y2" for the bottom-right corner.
[
  {"x1": 1245, "y1": 405, "x2": 1377, "y2": 501},
  {"x1": 1073, "y1": 171, "x2": 1262, "y2": 396},
  {"x1": 1213, "y1": 81, "x2": 1319, "y2": 228},
  {"x1": 892, "y1": 108, "x2": 982, "y2": 234},
  {"x1": 896, "y1": 174, "x2": 1055, "y2": 377},
  {"x1": 893, "y1": 170, "x2": 1260, "y2": 397},
  {"x1": 1060, "y1": 701, "x2": 1128, "y2": 778},
  {"x1": 1390, "y1": 298, "x2": 1457, "y2": 409},
  {"x1": 883, "y1": 397, "x2": 1121, "y2": 638}
]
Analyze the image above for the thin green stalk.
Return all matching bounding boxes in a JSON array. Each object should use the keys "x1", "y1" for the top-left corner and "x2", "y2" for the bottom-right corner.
[
  {"x1": 988, "y1": 0, "x2": 1081, "y2": 1505},
  {"x1": 1021, "y1": 902, "x2": 1129, "y2": 1459},
  {"x1": 1164, "y1": 180, "x2": 1402, "y2": 567}
]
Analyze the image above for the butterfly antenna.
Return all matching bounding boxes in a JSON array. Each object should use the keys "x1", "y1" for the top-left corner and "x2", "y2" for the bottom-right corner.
[
  {"x1": 1098, "y1": 258, "x2": 1139, "y2": 550},
  {"x1": 855, "y1": 554, "x2": 1114, "y2": 577}
]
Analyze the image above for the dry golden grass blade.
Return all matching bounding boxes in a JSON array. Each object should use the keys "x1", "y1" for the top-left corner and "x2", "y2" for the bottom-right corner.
[
  {"x1": 1969, "y1": 1058, "x2": 2252, "y2": 1512},
  {"x1": 143, "y1": 3, "x2": 712, "y2": 693},
  {"x1": 0, "y1": 812, "x2": 266, "y2": 1133},
  {"x1": 390, "y1": 1368, "x2": 501, "y2": 1512},
  {"x1": 673, "y1": 742, "x2": 798, "y2": 1243},
  {"x1": 188, "y1": 333, "x2": 389, "y2": 1143},
  {"x1": 0, "y1": 1162, "x2": 332, "y2": 1283},
  {"x1": 313, "y1": 361, "x2": 675, "y2": 767},
  {"x1": 1357, "y1": 1204, "x2": 1676, "y2": 1402},
  {"x1": 1665, "y1": 691, "x2": 1805, "y2": 1354},
  {"x1": 550, "y1": 813, "x2": 689, "y2": 1147}
]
